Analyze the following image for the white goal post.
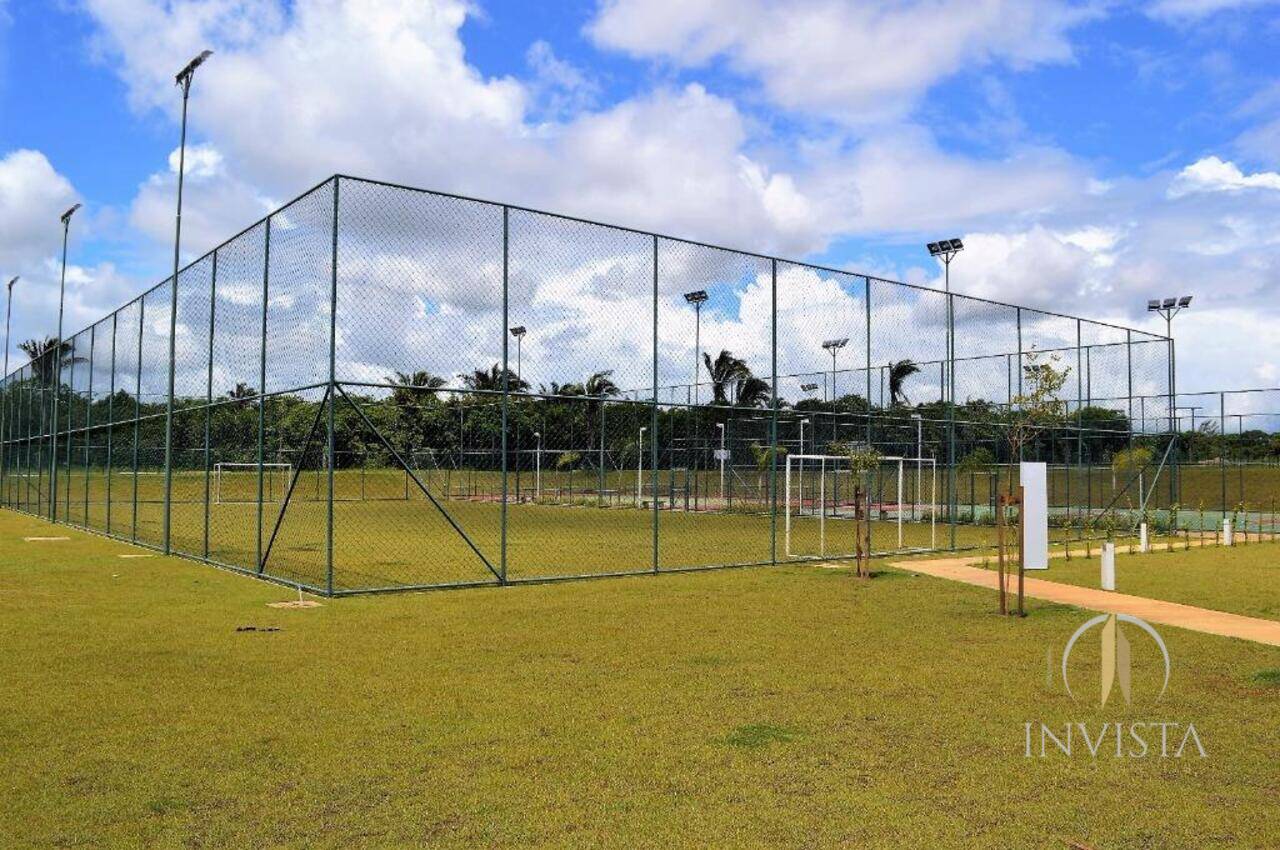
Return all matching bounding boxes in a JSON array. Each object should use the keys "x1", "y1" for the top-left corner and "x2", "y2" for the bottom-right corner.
[
  {"x1": 784, "y1": 454, "x2": 936, "y2": 559},
  {"x1": 214, "y1": 462, "x2": 293, "y2": 504}
]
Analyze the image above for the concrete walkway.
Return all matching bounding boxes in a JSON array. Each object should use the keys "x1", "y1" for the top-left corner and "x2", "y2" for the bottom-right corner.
[{"x1": 889, "y1": 554, "x2": 1280, "y2": 648}]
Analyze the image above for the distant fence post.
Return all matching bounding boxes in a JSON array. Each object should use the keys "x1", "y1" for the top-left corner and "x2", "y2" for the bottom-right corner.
[
  {"x1": 256, "y1": 219, "x2": 271, "y2": 573},
  {"x1": 327, "y1": 177, "x2": 340, "y2": 595},
  {"x1": 500, "y1": 205, "x2": 509, "y2": 585}
]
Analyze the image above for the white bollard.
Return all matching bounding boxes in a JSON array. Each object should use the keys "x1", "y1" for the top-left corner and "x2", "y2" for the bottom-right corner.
[
  {"x1": 1101, "y1": 542, "x2": 1116, "y2": 591},
  {"x1": 1139, "y1": 522, "x2": 1149, "y2": 554},
  {"x1": 1223, "y1": 519, "x2": 1233, "y2": 547}
]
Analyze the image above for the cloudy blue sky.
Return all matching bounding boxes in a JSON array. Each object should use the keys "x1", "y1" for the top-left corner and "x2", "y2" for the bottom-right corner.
[{"x1": 0, "y1": 0, "x2": 1278, "y2": 395}]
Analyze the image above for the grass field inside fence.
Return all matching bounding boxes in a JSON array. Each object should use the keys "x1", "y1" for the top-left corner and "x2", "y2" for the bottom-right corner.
[
  {"x1": 4, "y1": 466, "x2": 979, "y2": 590},
  {"x1": 2, "y1": 509, "x2": 1277, "y2": 848},
  {"x1": 9, "y1": 459, "x2": 1280, "y2": 592}
]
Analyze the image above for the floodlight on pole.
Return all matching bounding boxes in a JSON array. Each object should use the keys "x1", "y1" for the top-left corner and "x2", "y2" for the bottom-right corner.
[
  {"x1": 509, "y1": 326, "x2": 526, "y2": 387},
  {"x1": 926, "y1": 237, "x2": 963, "y2": 548},
  {"x1": 683, "y1": 290, "x2": 707, "y2": 407},
  {"x1": 50, "y1": 203, "x2": 81, "y2": 522},
  {"x1": 822, "y1": 338, "x2": 848, "y2": 441},
  {"x1": 926, "y1": 237, "x2": 964, "y2": 293},
  {"x1": 164, "y1": 48, "x2": 212, "y2": 556}
]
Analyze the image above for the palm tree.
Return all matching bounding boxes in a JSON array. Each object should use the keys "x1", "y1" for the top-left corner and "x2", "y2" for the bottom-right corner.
[
  {"x1": 583, "y1": 370, "x2": 620, "y2": 399},
  {"x1": 19, "y1": 336, "x2": 82, "y2": 385},
  {"x1": 887, "y1": 359, "x2": 920, "y2": 407},
  {"x1": 734, "y1": 375, "x2": 771, "y2": 408},
  {"x1": 227, "y1": 382, "x2": 257, "y2": 408},
  {"x1": 388, "y1": 370, "x2": 447, "y2": 407},
  {"x1": 703, "y1": 350, "x2": 749, "y2": 405},
  {"x1": 460, "y1": 364, "x2": 529, "y2": 394}
]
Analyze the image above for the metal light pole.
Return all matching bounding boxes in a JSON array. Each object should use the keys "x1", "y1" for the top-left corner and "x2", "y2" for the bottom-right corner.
[
  {"x1": 928, "y1": 239, "x2": 964, "y2": 549},
  {"x1": 683, "y1": 291, "x2": 707, "y2": 407},
  {"x1": 50, "y1": 203, "x2": 81, "y2": 522},
  {"x1": 1, "y1": 276, "x2": 16, "y2": 499},
  {"x1": 510, "y1": 326, "x2": 526, "y2": 387},
  {"x1": 636, "y1": 425, "x2": 646, "y2": 508},
  {"x1": 164, "y1": 48, "x2": 212, "y2": 554},
  {"x1": 822, "y1": 338, "x2": 848, "y2": 445},
  {"x1": 1148, "y1": 296, "x2": 1192, "y2": 505}
]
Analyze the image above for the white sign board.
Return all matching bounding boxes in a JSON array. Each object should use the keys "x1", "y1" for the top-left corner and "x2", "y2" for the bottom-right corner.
[
  {"x1": 714, "y1": 449, "x2": 731, "y2": 461},
  {"x1": 1020, "y1": 461, "x2": 1049, "y2": 570}
]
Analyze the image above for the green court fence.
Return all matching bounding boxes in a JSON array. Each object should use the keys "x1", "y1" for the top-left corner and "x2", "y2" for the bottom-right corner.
[{"x1": 0, "y1": 174, "x2": 1190, "y2": 594}]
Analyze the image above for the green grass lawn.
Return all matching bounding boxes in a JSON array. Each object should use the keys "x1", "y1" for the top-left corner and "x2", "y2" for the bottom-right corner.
[
  {"x1": 1039, "y1": 539, "x2": 1280, "y2": 621},
  {"x1": 1, "y1": 509, "x2": 1278, "y2": 848}
]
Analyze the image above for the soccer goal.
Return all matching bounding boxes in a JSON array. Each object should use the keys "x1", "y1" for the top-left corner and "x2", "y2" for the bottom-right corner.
[
  {"x1": 214, "y1": 462, "x2": 293, "y2": 504},
  {"x1": 784, "y1": 454, "x2": 936, "y2": 559}
]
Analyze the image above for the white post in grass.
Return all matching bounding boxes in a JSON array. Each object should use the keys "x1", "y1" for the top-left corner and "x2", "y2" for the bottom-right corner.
[
  {"x1": 1101, "y1": 542, "x2": 1116, "y2": 591},
  {"x1": 798, "y1": 418, "x2": 807, "y2": 515},
  {"x1": 717, "y1": 422, "x2": 726, "y2": 502},
  {"x1": 1139, "y1": 522, "x2": 1149, "y2": 553},
  {"x1": 1223, "y1": 518, "x2": 1233, "y2": 547},
  {"x1": 534, "y1": 431, "x2": 542, "y2": 502},
  {"x1": 637, "y1": 426, "x2": 646, "y2": 508}
]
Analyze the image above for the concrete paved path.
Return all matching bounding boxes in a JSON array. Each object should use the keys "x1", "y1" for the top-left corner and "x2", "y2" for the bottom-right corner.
[{"x1": 889, "y1": 554, "x2": 1280, "y2": 648}]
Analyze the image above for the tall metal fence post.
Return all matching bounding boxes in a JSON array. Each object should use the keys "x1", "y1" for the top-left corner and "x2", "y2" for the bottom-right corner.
[
  {"x1": 1076, "y1": 320, "x2": 1084, "y2": 525},
  {"x1": 132, "y1": 299, "x2": 143, "y2": 542},
  {"x1": 84, "y1": 325, "x2": 94, "y2": 523},
  {"x1": 1220, "y1": 390, "x2": 1227, "y2": 517},
  {"x1": 865, "y1": 277, "x2": 872, "y2": 447},
  {"x1": 651, "y1": 235, "x2": 659, "y2": 574},
  {"x1": 256, "y1": 219, "x2": 271, "y2": 573},
  {"x1": 500, "y1": 206, "x2": 509, "y2": 584},
  {"x1": 105, "y1": 312, "x2": 116, "y2": 534},
  {"x1": 1126, "y1": 330, "x2": 1134, "y2": 453},
  {"x1": 203, "y1": 252, "x2": 217, "y2": 559},
  {"x1": 327, "y1": 177, "x2": 340, "y2": 595},
  {"x1": 1168, "y1": 337, "x2": 1177, "y2": 506},
  {"x1": 770, "y1": 258, "x2": 778, "y2": 564},
  {"x1": 163, "y1": 270, "x2": 177, "y2": 553},
  {"x1": 947, "y1": 291, "x2": 956, "y2": 548}
]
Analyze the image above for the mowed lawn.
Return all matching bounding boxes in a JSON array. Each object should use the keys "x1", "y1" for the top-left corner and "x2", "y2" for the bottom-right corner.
[
  {"x1": 1039, "y1": 539, "x2": 1280, "y2": 621},
  {"x1": 1, "y1": 510, "x2": 1278, "y2": 848}
]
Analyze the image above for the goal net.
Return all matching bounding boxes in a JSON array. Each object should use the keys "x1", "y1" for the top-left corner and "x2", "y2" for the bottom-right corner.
[
  {"x1": 214, "y1": 462, "x2": 293, "y2": 504},
  {"x1": 784, "y1": 454, "x2": 936, "y2": 559}
]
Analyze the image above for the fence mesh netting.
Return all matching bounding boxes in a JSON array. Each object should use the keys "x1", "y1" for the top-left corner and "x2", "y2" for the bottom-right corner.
[{"x1": 7, "y1": 175, "x2": 1239, "y2": 594}]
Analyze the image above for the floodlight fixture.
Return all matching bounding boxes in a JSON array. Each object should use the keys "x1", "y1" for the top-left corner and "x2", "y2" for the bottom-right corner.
[
  {"x1": 800, "y1": 382, "x2": 819, "y2": 393},
  {"x1": 60, "y1": 203, "x2": 81, "y2": 225},
  {"x1": 7, "y1": 276, "x2": 16, "y2": 291},
  {"x1": 684, "y1": 292, "x2": 709, "y2": 406},
  {"x1": 175, "y1": 50, "x2": 213, "y2": 87},
  {"x1": 509, "y1": 326, "x2": 526, "y2": 338},
  {"x1": 821, "y1": 338, "x2": 849, "y2": 351},
  {"x1": 1162, "y1": 297, "x2": 1176, "y2": 309},
  {"x1": 1147, "y1": 299, "x2": 1160, "y2": 311},
  {"x1": 925, "y1": 237, "x2": 964, "y2": 293},
  {"x1": 1178, "y1": 295, "x2": 1192, "y2": 308}
]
